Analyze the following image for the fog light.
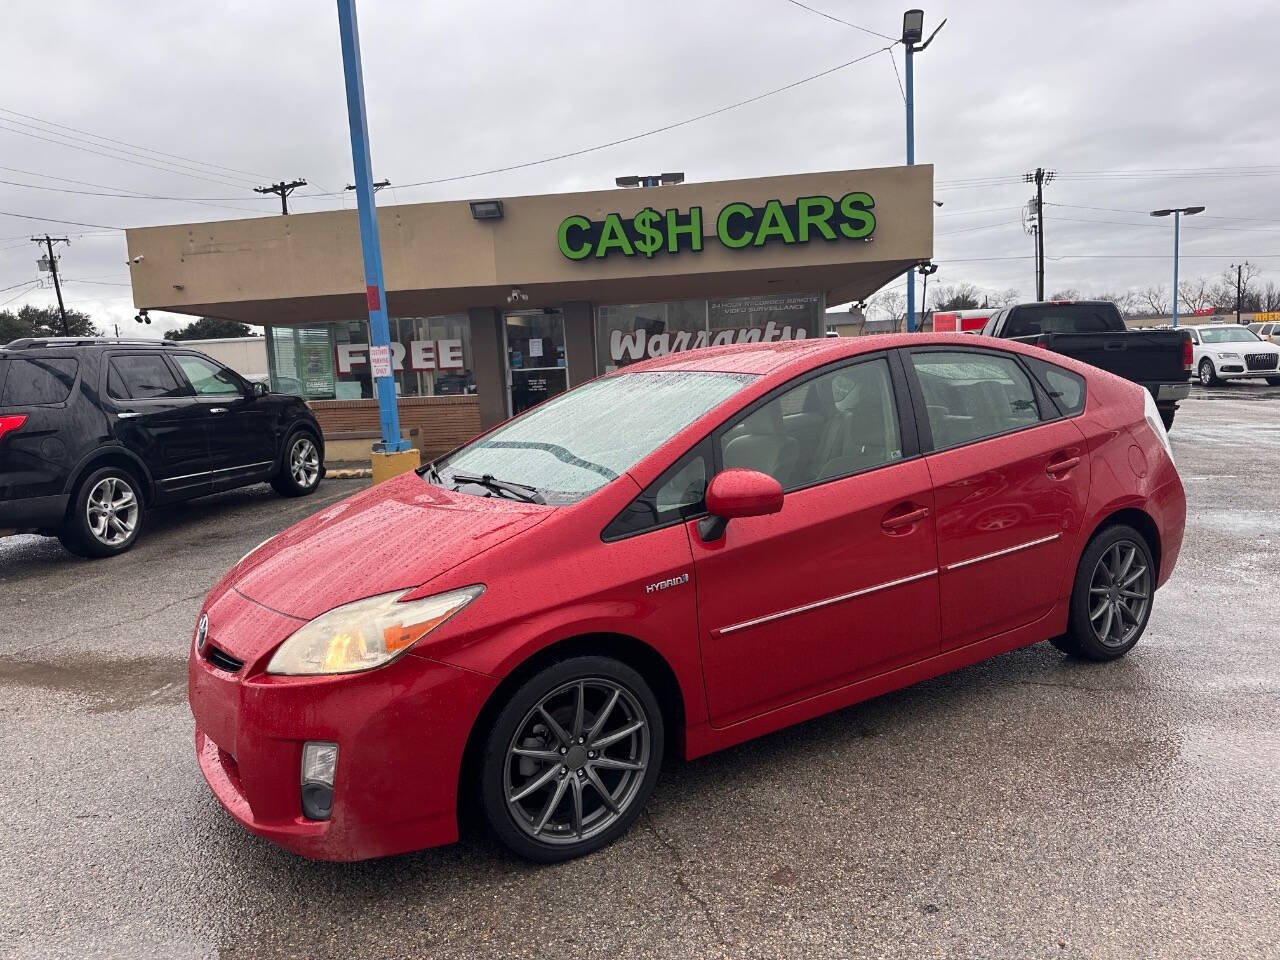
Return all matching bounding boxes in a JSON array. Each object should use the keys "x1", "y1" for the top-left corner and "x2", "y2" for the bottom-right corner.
[{"x1": 301, "y1": 741, "x2": 338, "y2": 821}]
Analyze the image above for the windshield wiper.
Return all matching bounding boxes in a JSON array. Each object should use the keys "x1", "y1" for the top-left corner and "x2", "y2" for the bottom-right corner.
[{"x1": 448, "y1": 472, "x2": 547, "y2": 504}]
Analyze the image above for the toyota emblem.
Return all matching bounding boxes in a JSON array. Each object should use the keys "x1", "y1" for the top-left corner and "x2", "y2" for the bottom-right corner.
[{"x1": 196, "y1": 613, "x2": 209, "y2": 652}]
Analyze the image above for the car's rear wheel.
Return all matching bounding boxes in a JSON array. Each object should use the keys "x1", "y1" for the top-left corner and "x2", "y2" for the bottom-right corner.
[
  {"x1": 1051, "y1": 524, "x2": 1154, "y2": 661},
  {"x1": 480, "y1": 656, "x2": 664, "y2": 862},
  {"x1": 58, "y1": 466, "x2": 144, "y2": 558},
  {"x1": 271, "y1": 431, "x2": 322, "y2": 497},
  {"x1": 1197, "y1": 359, "x2": 1220, "y2": 386}
]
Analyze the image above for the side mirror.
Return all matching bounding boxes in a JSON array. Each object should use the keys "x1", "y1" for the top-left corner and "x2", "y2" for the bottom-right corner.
[
  {"x1": 252, "y1": 381, "x2": 270, "y2": 398},
  {"x1": 698, "y1": 468, "x2": 783, "y2": 542}
]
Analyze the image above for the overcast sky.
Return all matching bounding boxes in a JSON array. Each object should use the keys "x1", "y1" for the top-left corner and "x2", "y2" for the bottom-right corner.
[{"x1": 3, "y1": 0, "x2": 1279, "y2": 334}]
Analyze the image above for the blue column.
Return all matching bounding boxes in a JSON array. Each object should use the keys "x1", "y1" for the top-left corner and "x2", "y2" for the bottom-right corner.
[
  {"x1": 905, "y1": 43, "x2": 916, "y2": 333},
  {"x1": 336, "y1": 0, "x2": 407, "y2": 453},
  {"x1": 1171, "y1": 211, "x2": 1181, "y2": 329}
]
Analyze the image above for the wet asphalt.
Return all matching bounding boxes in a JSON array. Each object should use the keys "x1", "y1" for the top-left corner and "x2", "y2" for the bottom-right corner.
[{"x1": 1, "y1": 384, "x2": 1277, "y2": 960}]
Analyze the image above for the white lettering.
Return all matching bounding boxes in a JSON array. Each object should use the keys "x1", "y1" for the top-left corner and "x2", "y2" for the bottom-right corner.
[
  {"x1": 337, "y1": 343, "x2": 367, "y2": 373},
  {"x1": 608, "y1": 325, "x2": 811, "y2": 363},
  {"x1": 410, "y1": 340, "x2": 437, "y2": 370},
  {"x1": 610, "y1": 329, "x2": 648, "y2": 362},
  {"x1": 438, "y1": 339, "x2": 464, "y2": 369}
]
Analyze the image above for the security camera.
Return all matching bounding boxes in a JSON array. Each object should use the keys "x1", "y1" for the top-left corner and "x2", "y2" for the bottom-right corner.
[
  {"x1": 135, "y1": 309, "x2": 150, "y2": 325},
  {"x1": 507, "y1": 287, "x2": 529, "y2": 304}
]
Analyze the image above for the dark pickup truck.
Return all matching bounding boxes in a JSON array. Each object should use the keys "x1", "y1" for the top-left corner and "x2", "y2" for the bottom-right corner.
[{"x1": 980, "y1": 300, "x2": 1192, "y2": 429}]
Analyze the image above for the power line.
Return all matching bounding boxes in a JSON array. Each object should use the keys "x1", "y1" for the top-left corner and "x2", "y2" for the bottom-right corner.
[
  {"x1": 0, "y1": 210, "x2": 122, "y2": 230},
  {"x1": 0, "y1": 171, "x2": 270, "y2": 214},
  {"x1": 0, "y1": 120, "x2": 256, "y2": 191},
  {"x1": 0, "y1": 106, "x2": 272, "y2": 182},
  {"x1": 886, "y1": 47, "x2": 905, "y2": 102},
  {"x1": 321, "y1": 44, "x2": 895, "y2": 194},
  {"x1": 254, "y1": 179, "x2": 309, "y2": 215},
  {"x1": 1047, "y1": 201, "x2": 1280, "y2": 225},
  {"x1": 780, "y1": 0, "x2": 897, "y2": 41}
]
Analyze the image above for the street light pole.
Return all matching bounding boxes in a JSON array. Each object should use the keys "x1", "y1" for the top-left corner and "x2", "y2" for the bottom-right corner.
[
  {"x1": 901, "y1": 10, "x2": 945, "y2": 333},
  {"x1": 335, "y1": 0, "x2": 408, "y2": 456},
  {"x1": 1150, "y1": 206, "x2": 1205, "y2": 329}
]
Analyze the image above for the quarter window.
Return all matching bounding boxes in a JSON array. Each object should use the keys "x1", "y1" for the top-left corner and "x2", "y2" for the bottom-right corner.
[
  {"x1": 174, "y1": 354, "x2": 243, "y2": 396},
  {"x1": 910, "y1": 351, "x2": 1041, "y2": 449},
  {"x1": 1023, "y1": 356, "x2": 1087, "y2": 416},
  {"x1": 109, "y1": 355, "x2": 184, "y2": 400},
  {"x1": 603, "y1": 444, "x2": 711, "y2": 540},
  {"x1": 0, "y1": 357, "x2": 78, "y2": 406},
  {"x1": 718, "y1": 357, "x2": 902, "y2": 490}
]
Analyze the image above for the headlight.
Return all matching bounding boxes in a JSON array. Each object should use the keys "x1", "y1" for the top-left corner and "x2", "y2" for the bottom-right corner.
[
  {"x1": 1216, "y1": 351, "x2": 1240, "y2": 360},
  {"x1": 266, "y1": 585, "x2": 483, "y2": 675}
]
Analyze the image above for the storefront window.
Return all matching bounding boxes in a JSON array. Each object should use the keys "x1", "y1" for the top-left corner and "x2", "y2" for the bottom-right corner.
[
  {"x1": 266, "y1": 316, "x2": 474, "y2": 399},
  {"x1": 594, "y1": 293, "x2": 823, "y2": 373}
]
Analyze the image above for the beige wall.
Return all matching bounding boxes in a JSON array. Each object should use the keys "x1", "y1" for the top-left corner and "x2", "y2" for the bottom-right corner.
[
  {"x1": 181, "y1": 336, "x2": 267, "y2": 377},
  {"x1": 126, "y1": 166, "x2": 934, "y2": 323}
]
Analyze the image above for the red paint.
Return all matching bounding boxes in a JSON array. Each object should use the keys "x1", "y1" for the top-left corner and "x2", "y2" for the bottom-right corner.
[
  {"x1": 0, "y1": 414, "x2": 26, "y2": 443},
  {"x1": 704, "y1": 468, "x2": 783, "y2": 519},
  {"x1": 365, "y1": 285, "x2": 381, "y2": 312},
  {"x1": 189, "y1": 333, "x2": 1186, "y2": 860}
]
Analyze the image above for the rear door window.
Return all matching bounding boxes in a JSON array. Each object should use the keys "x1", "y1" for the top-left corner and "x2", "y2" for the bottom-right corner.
[
  {"x1": 109, "y1": 355, "x2": 185, "y2": 400},
  {"x1": 908, "y1": 350, "x2": 1041, "y2": 449},
  {"x1": 0, "y1": 356, "x2": 78, "y2": 406}
]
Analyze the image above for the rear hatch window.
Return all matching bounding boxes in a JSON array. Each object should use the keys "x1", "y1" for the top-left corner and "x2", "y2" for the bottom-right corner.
[{"x1": 0, "y1": 356, "x2": 79, "y2": 407}]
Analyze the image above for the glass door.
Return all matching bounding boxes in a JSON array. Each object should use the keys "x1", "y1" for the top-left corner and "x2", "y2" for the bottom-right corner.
[{"x1": 505, "y1": 310, "x2": 568, "y2": 416}]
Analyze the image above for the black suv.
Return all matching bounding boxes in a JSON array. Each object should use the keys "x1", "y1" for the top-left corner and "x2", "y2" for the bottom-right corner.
[{"x1": 0, "y1": 337, "x2": 325, "y2": 557}]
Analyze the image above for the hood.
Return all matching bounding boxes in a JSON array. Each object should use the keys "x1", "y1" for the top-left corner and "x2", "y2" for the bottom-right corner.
[{"x1": 224, "y1": 471, "x2": 551, "y2": 620}]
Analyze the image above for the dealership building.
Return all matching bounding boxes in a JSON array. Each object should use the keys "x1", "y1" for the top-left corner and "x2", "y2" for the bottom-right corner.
[{"x1": 125, "y1": 165, "x2": 933, "y2": 457}]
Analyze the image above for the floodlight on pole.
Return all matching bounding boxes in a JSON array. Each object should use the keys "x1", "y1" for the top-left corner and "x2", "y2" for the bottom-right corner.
[{"x1": 1150, "y1": 206, "x2": 1205, "y2": 328}]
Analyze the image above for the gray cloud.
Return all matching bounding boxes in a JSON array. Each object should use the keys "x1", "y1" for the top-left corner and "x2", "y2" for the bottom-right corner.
[{"x1": 3, "y1": 0, "x2": 1278, "y2": 333}]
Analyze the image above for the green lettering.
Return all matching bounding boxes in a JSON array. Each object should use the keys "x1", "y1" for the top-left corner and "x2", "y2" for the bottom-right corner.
[
  {"x1": 753, "y1": 199, "x2": 796, "y2": 247},
  {"x1": 595, "y1": 213, "x2": 634, "y2": 258},
  {"x1": 716, "y1": 202, "x2": 755, "y2": 249},
  {"x1": 666, "y1": 206, "x2": 703, "y2": 253},
  {"x1": 557, "y1": 215, "x2": 592, "y2": 260},
  {"x1": 838, "y1": 192, "x2": 876, "y2": 239},
  {"x1": 796, "y1": 195, "x2": 837, "y2": 242}
]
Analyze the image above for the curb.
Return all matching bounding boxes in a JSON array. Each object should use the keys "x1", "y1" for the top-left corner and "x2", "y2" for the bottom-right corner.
[{"x1": 326, "y1": 468, "x2": 373, "y2": 479}]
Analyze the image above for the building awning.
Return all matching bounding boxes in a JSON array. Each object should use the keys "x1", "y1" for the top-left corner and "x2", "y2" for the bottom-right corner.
[{"x1": 125, "y1": 165, "x2": 934, "y2": 324}]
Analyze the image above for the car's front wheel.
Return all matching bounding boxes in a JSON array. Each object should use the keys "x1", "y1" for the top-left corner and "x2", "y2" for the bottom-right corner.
[
  {"x1": 271, "y1": 431, "x2": 322, "y2": 497},
  {"x1": 480, "y1": 656, "x2": 664, "y2": 862},
  {"x1": 58, "y1": 466, "x2": 145, "y2": 558},
  {"x1": 1198, "y1": 358, "x2": 1220, "y2": 386},
  {"x1": 1051, "y1": 524, "x2": 1155, "y2": 662}
]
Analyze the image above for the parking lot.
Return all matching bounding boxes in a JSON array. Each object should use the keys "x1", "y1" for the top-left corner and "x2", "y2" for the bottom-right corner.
[{"x1": 2, "y1": 386, "x2": 1277, "y2": 960}]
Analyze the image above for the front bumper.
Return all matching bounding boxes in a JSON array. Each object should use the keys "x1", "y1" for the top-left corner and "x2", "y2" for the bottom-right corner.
[{"x1": 189, "y1": 588, "x2": 498, "y2": 861}]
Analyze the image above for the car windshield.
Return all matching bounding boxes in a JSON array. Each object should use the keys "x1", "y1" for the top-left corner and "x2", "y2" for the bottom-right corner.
[
  {"x1": 1198, "y1": 327, "x2": 1260, "y2": 344},
  {"x1": 433, "y1": 370, "x2": 755, "y2": 504}
]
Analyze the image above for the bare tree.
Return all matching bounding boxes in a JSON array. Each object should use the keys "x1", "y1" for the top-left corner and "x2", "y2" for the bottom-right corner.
[
  {"x1": 1049, "y1": 288, "x2": 1082, "y2": 301},
  {"x1": 931, "y1": 282, "x2": 982, "y2": 312},
  {"x1": 867, "y1": 287, "x2": 907, "y2": 331},
  {"x1": 1092, "y1": 291, "x2": 1140, "y2": 317},
  {"x1": 1140, "y1": 285, "x2": 1170, "y2": 316},
  {"x1": 1260, "y1": 280, "x2": 1280, "y2": 312},
  {"x1": 991, "y1": 288, "x2": 1021, "y2": 307},
  {"x1": 1177, "y1": 277, "x2": 1215, "y2": 314}
]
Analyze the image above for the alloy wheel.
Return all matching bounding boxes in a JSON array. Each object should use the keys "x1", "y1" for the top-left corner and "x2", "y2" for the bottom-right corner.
[
  {"x1": 86, "y1": 476, "x2": 139, "y2": 546},
  {"x1": 289, "y1": 437, "x2": 320, "y2": 488},
  {"x1": 504, "y1": 678, "x2": 650, "y2": 846},
  {"x1": 1087, "y1": 539, "x2": 1151, "y2": 648},
  {"x1": 1199, "y1": 361, "x2": 1214, "y2": 386}
]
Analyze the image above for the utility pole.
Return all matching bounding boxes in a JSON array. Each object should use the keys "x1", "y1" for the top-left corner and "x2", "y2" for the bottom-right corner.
[
  {"x1": 32, "y1": 235, "x2": 70, "y2": 334},
  {"x1": 1023, "y1": 168, "x2": 1055, "y2": 299},
  {"x1": 1231, "y1": 261, "x2": 1250, "y2": 324},
  {"x1": 254, "y1": 179, "x2": 308, "y2": 215},
  {"x1": 901, "y1": 9, "x2": 946, "y2": 332},
  {"x1": 344, "y1": 179, "x2": 390, "y2": 192}
]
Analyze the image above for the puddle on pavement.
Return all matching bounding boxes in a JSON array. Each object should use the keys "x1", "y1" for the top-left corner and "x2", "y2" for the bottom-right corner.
[{"x1": 0, "y1": 655, "x2": 187, "y2": 714}]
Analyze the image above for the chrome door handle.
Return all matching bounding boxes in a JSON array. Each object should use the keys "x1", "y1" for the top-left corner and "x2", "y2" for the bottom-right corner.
[
  {"x1": 116, "y1": 411, "x2": 141, "y2": 419},
  {"x1": 209, "y1": 407, "x2": 229, "y2": 414}
]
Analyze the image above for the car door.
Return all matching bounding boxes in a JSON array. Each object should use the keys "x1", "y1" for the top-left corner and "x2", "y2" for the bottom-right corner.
[
  {"x1": 689, "y1": 353, "x2": 941, "y2": 727},
  {"x1": 902, "y1": 347, "x2": 1091, "y2": 651},
  {"x1": 104, "y1": 352, "x2": 212, "y2": 498},
  {"x1": 170, "y1": 352, "x2": 276, "y2": 485}
]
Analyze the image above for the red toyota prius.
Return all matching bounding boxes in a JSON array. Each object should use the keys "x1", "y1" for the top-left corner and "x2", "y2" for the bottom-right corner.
[{"x1": 189, "y1": 335, "x2": 1185, "y2": 862}]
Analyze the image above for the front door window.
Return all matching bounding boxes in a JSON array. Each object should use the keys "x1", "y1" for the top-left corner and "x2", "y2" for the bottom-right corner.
[{"x1": 506, "y1": 311, "x2": 568, "y2": 416}]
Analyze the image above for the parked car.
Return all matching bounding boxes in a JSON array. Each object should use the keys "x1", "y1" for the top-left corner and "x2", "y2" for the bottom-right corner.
[
  {"x1": 0, "y1": 337, "x2": 325, "y2": 557},
  {"x1": 1185, "y1": 324, "x2": 1280, "y2": 386},
  {"x1": 1245, "y1": 320, "x2": 1280, "y2": 345},
  {"x1": 189, "y1": 334, "x2": 1185, "y2": 863},
  {"x1": 980, "y1": 300, "x2": 1192, "y2": 429}
]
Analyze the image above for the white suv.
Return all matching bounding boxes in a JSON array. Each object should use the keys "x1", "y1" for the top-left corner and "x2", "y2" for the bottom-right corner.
[{"x1": 1186, "y1": 324, "x2": 1280, "y2": 386}]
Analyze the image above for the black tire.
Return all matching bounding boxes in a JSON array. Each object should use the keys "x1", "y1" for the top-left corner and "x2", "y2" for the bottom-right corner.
[
  {"x1": 1052, "y1": 524, "x2": 1155, "y2": 662},
  {"x1": 479, "y1": 655, "x2": 664, "y2": 863},
  {"x1": 57, "y1": 465, "x2": 145, "y2": 558},
  {"x1": 271, "y1": 430, "x2": 323, "y2": 497},
  {"x1": 1197, "y1": 359, "x2": 1220, "y2": 387},
  {"x1": 1158, "y1": 407, "x2": 1175, "y2": 431}
]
